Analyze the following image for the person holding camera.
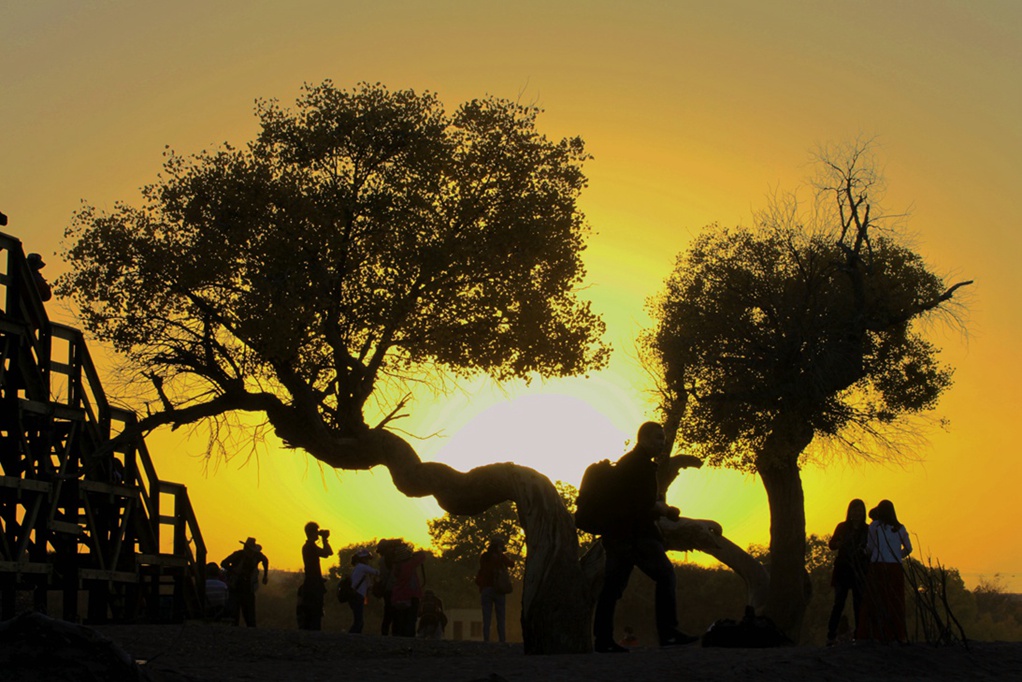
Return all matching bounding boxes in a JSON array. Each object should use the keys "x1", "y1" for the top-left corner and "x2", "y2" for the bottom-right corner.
[{"x1": 298, "y1": 521, "x2": 333, "y2": 630}]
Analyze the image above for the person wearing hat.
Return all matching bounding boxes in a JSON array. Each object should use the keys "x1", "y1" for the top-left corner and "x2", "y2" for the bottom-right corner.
[
  {"x1": 298, "y1": 521, "x2": 333, "y2": 630},
  {"x1": 221, "y1": 537, "x2": 270, "y2": 627},
  {"x1": 475, "y1": 537, "x2": 515, "y2": 643},
  {"x1": 26, "y1": 253, "x2": 52, "y2": 302},
  {"x1": 347, "y1": 548, "x2": 380, "y2": 634}
]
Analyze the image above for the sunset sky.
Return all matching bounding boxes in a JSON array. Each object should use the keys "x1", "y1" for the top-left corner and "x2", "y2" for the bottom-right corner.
[{"x1": 2, "y1": 2, "x2": 1020, "y2": 591}]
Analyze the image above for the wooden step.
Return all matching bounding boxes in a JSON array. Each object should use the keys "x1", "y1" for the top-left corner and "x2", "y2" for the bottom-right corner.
[
  {"x1": 0, "y1": 475, "x2": 50, "y2": 492},
  {"x1": 0, "y1": 560, "x2": 52, "y2": 574},
  {"x1": 137, "y1": 553, "x2": 190, "y2": 568},
  {"x1": 79, "y1": 567, "x2": 139, "y2": 583}
]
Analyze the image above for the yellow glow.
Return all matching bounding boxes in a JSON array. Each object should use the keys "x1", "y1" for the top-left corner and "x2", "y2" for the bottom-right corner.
[{"x1": 3, "y1": 2, "x2": 1021, "y2": 591}]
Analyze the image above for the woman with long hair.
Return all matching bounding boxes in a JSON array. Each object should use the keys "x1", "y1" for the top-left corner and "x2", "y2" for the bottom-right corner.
[
  {"x1": 826, "y1": 499, "x2": 869, "y2": 645},
  {"x1": 856, "y1": 499, "x2": 913, "y2": 643}
]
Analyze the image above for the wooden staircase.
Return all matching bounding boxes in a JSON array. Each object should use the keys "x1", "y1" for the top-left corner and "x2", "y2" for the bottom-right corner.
[{"x1": 0, "y1": 231, "x2": 206, "y2": 623}]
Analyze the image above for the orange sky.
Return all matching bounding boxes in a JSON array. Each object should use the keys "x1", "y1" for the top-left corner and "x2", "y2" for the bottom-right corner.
[{"x1": 2, "y1": 2, "x2": 1020, "y2": 590}]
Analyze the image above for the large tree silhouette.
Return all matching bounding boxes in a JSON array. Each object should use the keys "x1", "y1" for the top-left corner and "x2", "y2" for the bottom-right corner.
[
  {"x1": 59, "y1": 81, "x2": 609, "y2": 653},
  {"x1": 643, "y1": 142, "x2": 971, "y2": 641}
]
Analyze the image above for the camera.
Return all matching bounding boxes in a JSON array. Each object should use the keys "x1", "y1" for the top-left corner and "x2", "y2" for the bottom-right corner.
[{"x1": 319, "y1": 529, "x2": 330, "y2": 538}]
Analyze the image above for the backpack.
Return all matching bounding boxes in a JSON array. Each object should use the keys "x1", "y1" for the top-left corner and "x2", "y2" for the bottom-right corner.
[
  {"x1": 336, "y1": 575, "x2": 358, "y2": 603},
  {"x1": 574, "y1": 459, "x2": 620, "y2": 535},
  {"x1": 701, "y1": 606, "x2": 792, "y2": 648}
]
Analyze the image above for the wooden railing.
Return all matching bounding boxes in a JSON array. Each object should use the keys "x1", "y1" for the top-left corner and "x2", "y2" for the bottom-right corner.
[{"x1": 0, "y1": 230, "x2": 206, "y2": 622}]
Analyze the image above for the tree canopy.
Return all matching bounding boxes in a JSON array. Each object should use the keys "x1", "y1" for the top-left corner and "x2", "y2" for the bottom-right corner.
[
  {"x1": 60, "y1": 80, "x2": 607, "y2": 446},
  {"x1": 646, "y1": 143, "x2": 967, "y2": 469}
]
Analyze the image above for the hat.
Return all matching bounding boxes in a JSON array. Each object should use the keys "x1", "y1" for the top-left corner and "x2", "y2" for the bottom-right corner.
[
  {"x1": 241, "y1": 537, "x2": 257, "y2": 548},
  {"x1": 27, "y1": 253, "x2": 45, "y2": 269},
  {"x1": 354, "y1": 548, "x2": 372, "y2": 559}
]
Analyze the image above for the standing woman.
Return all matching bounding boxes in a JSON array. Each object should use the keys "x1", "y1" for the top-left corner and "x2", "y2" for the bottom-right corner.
[
  {"x1": 826, "y1": 499, "x2": 869, "y2": 645},
  {"x1": 856, "y1": 499, "x2": 913, "y2": 643},
  {"x1": 348, "y1": 548, "x2": 379, "y2": 634},
  {"x1": 476, "y1": 538, "x2": 514, "y2": 643}
]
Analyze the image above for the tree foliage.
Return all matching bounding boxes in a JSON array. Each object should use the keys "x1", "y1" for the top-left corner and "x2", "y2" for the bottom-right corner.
[
  {"x1": 646, "y1": 145, "x2": 965, "y2": 471},
  {"x1": 59, "y1": 80, "x2": 607, "y2": 443},
  {"x1": 428, "y1": 501, "x2": 525, "y2": 571},
  {"x1": 427, "y1": 481, "x2": 591, "y2": 573}
]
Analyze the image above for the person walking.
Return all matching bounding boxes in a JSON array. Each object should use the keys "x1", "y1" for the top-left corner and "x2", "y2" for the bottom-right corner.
[
  {"x1": 476, "y1": 538, "x2": 514, "y2": 643},
  {"x1": 856, "y1": 499, "x2": 913, "y2": 644},
  {"x1": 298, "y1": 521, "x2": 333, "y2": 630},
  {"x1": 592, "y1": 421, "x2": 698, "y2": 652},
  {"x1": 826, "y1": 499, "x2": 869, "y2": 645}
]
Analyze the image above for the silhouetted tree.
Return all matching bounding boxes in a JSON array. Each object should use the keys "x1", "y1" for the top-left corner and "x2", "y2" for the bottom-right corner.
[
  {"x1": 643, "y1": 141, "x2": 971, "y2": 640},
  {"x1": 58, "y1": 80, "x2": 608, "y2": 653}
]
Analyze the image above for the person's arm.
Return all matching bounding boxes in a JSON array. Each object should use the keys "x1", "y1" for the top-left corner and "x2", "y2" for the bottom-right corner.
[
  {"x1": 318, "y1": 538, "x2": 333, "y2": 558},
  {"x1": 829, "y1": 523, "x2": 844, "y2": 551},
  {"x1": 900, "y1": 526, "x2": 913, "y2": 559},
  {"x1": 260, "y1": 554, "x2": 270, "y2": 583},
  {"x1": 865, "y1": 523, "x2": 878, "y2": 560}
]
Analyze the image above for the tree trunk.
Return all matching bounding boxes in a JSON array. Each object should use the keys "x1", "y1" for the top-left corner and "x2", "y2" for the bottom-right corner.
[
  {"x1": 660, "y1": 518, "x2": 770, "y2": 610},
  {"x1": 509, "y1": 466, "x2": 593, "y2": 654},
  {"x1": 756, "y1": 414, "x2": 814, "y2": 643},
  {"x1": 368, "y1": 432, "x2": 591, "y2": 654}
]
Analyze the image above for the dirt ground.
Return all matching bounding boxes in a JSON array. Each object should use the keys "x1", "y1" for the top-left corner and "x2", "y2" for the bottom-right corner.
[{"x1": 81, "y1": 623, "x2": 1022, "y2": 682}]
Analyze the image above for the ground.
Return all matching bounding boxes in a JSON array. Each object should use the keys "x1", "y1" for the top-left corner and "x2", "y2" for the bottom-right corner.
[
  {"x1": 2, "y1": 614, "x2": 1019, "y2": 681},
  {"x1": 83, "y1": 624, "x2": 1022, "y2": 681}
]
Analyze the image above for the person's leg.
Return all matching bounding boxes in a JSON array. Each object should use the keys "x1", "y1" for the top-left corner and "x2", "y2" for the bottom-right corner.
[
  {"x1": 349, "y1": 596, "x2": 364, "y2": 633},
  {"x1": 241, "y1": 589, "x2": 256, "y2": 627},
  {"x1": 309, "y1": 591, "x2": 324, "y2": 631},
  {"x1": 381, "y1": 593, "x2": 393, "y2": 635},
  {"x1": 855, "y1": 563, "x2": 878, "y2": 641},
  {"x1": 878, "y1": 563, "x2": 908, "y2": 643},
  {"x1": 495, "y1": 592, "x2": 507, "y2": 642},
  {"x1": 481, "y1": 588, "x2": 494, "y2": 642},
  {"x1": 408, "y1": 598, "x2": 420, "y2": 637},
  {"x1": 851, "y1": 578, "x2": 865, "y2": 636},
  {"x1": 228, "y1": 589, "x2": 240, "y2": 626},
  {"x1": 593, "y1": 541, "x2": 635, "y2": 649},
  {"x1": 827, "y1": 582, "x2": 850, "y2": 642},
  {"x1": 632, "y1": 537, "x2": 680, "y2": 643}
]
